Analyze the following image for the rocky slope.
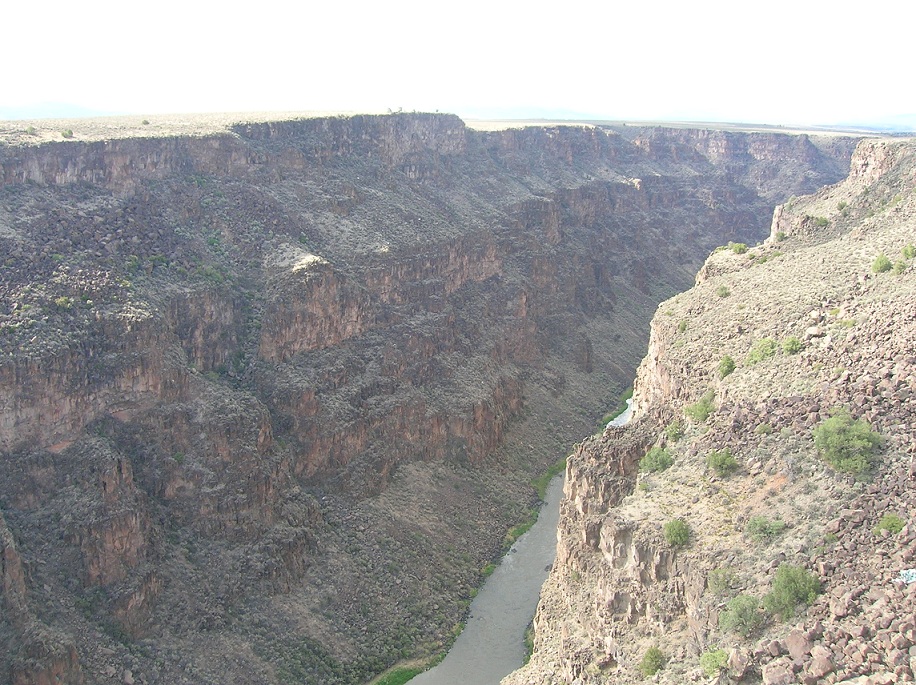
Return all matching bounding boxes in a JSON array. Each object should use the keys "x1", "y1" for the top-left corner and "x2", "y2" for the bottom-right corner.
[
  {"x1": 0, "y1": 113, "x2": 856, "y2": 685},
  {"x1": 507, "y1": 137, "x2": 916, "y2": 685}
]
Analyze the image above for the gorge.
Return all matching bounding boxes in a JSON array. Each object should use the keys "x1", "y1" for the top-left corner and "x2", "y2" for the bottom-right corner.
[{"x1": 0, "y1": 113, "x2": 863, "y2": 685}]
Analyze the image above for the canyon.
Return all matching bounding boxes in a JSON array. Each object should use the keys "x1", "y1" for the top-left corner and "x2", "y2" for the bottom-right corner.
[
  {"x1": 508, "y1": 137, "x2": 916, "y2": 684},
  {"x1": 0, "y1": 113, "x2": 858, "y2": 685}
]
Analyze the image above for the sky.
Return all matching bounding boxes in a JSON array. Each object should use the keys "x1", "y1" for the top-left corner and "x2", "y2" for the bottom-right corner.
[{"x1": 4, "y1": 0, "x2": 915, "y2": 128}]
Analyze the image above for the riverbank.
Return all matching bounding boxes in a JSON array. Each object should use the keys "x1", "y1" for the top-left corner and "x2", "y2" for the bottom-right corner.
[{"x1": 406, "y1": 475, "x2": 566, "y2": 685}]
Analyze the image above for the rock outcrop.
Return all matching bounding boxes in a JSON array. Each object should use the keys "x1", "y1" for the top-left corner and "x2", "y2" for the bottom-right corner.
[
  {"x1": 508, "y1": 137, "x2": 916, "y2": 684},
  {"x1": 0, "y1": 112, "x2": 856, "y2": 684}
]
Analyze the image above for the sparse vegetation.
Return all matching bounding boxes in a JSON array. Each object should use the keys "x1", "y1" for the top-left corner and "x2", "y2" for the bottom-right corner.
[
  {"x1": 718, "y1": 355, "x2": 735, "y2": 379},
  {"x1": 638, "y1": 646, "x2": 665, "y2": 677},
  {"x1": 376, "y1": 668, "x2": 424, "y2": 685},
  {"x1": 664, "y1": 420, "x2": 684, "y2": 443},
  {"x1": 598, "y1": 388, "x2": 633, "y2": 430},
  {"x1": 523, "y1": 624, "x2": 535, "y2": 664},
  {"x1": 754, "y1": 422, "x2": 773, "y2": 435},
  {"x1": 532, "y1": 457, "x2": 567, "y2": 499},
  {"x1": 782, "y1": 336, "x2": 803, "y2": 354},
  {"x1": 141, "y1": 119, "x2": 150, "y2": 125},
  {"x1": 903, "y1": 244, "x2": 916, "y2": 259},
  {"x1": 53, "y1": 296, "x2": 74, "y2": 311},
  {"x1": 684, "y1": 390, "x2": 715, "y2": 423},
  {"x1": 745, "y1": 516, "x2": 786, "y2": 543},
  {"x1": 707, "y1": 449, "x2": 737, "y2": 477},
  {"x1": 813, "y1": 408, "x2": 883, "y2": 474},
  {"x1": 720, "y1": 594, "x2": 764, "y2": 637},
  {"x1": 663, "y1": 518, "x2": 690, "y2": 547},
  {"x1": 728, "y1": 242, "x2": 748, "y2": 254},
  {"x1": 707, "y1": 567, "x2": 738, "y2": 596},
  {"x1": 875, "y1": 513, "x2": 905, "y2": 535},
  {"x1": 812, "y1": 216, "x2": 829, "y2": 227},
  {"x1": 503, "y1": 509, "x2": 539, "y2": 551},
  {"x1": 677, "y1": 319, "x2": 688, "y2": 333},
  {"x1": 700, "y1": 649, "x2": 729, "y2": 677},
  {"x1": 61, "y1": 129, "x2": 74, "y2": 138},
  {"x1": 26, "y1": 125, "x2": 37, "y2": 135},
  {"x1": 763, "y1": 564, "x2": 820, "y2": 621},
  {"x1": 837, "y1": 201, "x2": 848, "y2": 211},
  {"x1": 640, "y1": 446, "x2": 673, "y2": 473},
  {"x1": 716, "y1": 285, "x2": 731, "y2": 298},
  {"x1": 872, "y1": 253, "x2": 892, "y2": 273},
  {"x1": 775, "y1": 231, "x2": 787, "y2": 241},
  {"x1": 746, "y1": 338, "x2": 778, "y2": 364}
]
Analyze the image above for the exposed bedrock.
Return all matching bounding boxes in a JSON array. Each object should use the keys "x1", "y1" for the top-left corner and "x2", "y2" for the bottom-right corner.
[
  {"x1": 0, "y1": 113, "x2": 856, "y2": 684},
  {"x1": 508, "y1": 136, "x2": 916, "y2": 685}
]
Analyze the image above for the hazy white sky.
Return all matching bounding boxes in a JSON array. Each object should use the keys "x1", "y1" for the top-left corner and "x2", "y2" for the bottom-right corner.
[{"x1": 5, "y1": 0, "x2": 914, "y2": 125}]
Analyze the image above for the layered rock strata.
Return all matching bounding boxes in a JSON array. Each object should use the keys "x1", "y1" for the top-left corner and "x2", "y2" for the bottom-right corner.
[
  {"x1": 508, "y1": 137, "x2": 916, "y2": 684},
  {"x1": 0, "y1": 113, "x2": 855, "y2": 684}
]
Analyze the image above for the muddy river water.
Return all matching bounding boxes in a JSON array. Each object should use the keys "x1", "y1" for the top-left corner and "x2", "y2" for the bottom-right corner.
[
  {"x1": 408, "y1": 399, "x2": 633, "y2": 685},
  {"x1": 408, "y1": 475, "x2": 564, "y2": 685}
]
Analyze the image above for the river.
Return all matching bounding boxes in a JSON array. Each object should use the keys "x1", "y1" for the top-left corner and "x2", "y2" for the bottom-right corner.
[
  {"x1": 409, "y1": 398, "x2": 634, "y2": 685},
  {"x1": 408, "y1": 475, "x2": 565, "y2": 685}
]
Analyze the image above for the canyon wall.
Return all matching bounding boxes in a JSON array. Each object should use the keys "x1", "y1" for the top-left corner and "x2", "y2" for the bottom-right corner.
[
  {"x1": 0, "y1": 113, "x2": 856, "y2": 685},
  {"x1": 508, "y1": 137, "x2": 916, "y2": 685}
]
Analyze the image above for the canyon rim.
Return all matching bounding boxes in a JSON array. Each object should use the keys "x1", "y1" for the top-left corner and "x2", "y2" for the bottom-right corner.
[{"x1": 0, "y1": 112, "x2": 890, "y2": 685}]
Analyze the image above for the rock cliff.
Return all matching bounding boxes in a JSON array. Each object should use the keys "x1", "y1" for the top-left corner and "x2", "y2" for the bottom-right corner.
[
  {"x1": 508, "y1": 137, "x2": 916, "y2": 685},
  {"x1": 0, "y1": 112, "x2": 856, "y2": 684}
]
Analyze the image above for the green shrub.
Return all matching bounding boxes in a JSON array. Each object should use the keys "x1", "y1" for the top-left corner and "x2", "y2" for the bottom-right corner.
[
  {"x1": 707, "y1": 567, "x2": 738, "y2": 596},
  {"x1": 663, "y1": 519, "x2": 690, "y2": 547},
  {"x1": 903, "y1": 244, "x2": 916, "y2": 259},
  {"x1": 720, "y1": 594, "x2": 764, "y2": 637},
  {"x1": 745, "y1": 516, "x2": 786, "y2": 543},
  {"x1": 53, "y1": 296, "x2": 74, "y2": 311},
  {"x1": 763, "y1": 564, "x2": 820, "y2": 620},
  {"x1": 813, "y1": 216, "x2": 829, "y2": 227},
  {"x1": 684, "y1": 390, "x2": 715, "y2": 423},
  {"x1": 640, "y1": 446, "x2": 673, "y2": 473},
  {"x1": 26, "y1": 125, "x2": 37, "y2": 135},
  {"x1": 665, "y1": 420, "x2": 684, "y2": 443},
  {"x1": 747, "y1": 338, "x2": 778, "y2": 364},
  {"x1": 782, "y1": 336, "x2": 803, "y2": 354},
  {"x1": 875, "y1": 513, "x2": 905, "y2": 535},
  {"x1": 729, "y1": 242, "x2": 748, "y2": 254},
  {"x1": 532, "y1": 457, "x2": 566, "y2": 499},
  {"x1": 377, "y1": 668, "x2": 424, "y2": 685},
  {"x1": 718, "y1": 355, "x2": 736, "y2": 379},
  {"x1": 893, "y1": 260, "x2": 907, "y2": 275},
  {"x1": 141, "y1": 119, "x2": 150, "y2": 125},
  {"x1": 716, "y1": 285, "x2": 731, "y2": 298},
  {"x1": 700, "y1": 649, "x2": 729, "y2": 677},
  {"x1": 677, "y1": 319, "x2": 688, "y2": 333},
  {"x1": 707, "y1": 449, "x2": 738, "y2": 477},
  {"x1": 813, "y1": 409, "x2": 883, "y2": 473},
  {"x1": 775, "y1": 231, "x2": 787, "y2": 241},
  {"x1": 754, "y1": 422, "x2": 773, "y2": 435},
  {"x1": 638, "y1": 646, "x2": 665, "y2": 677},
  {"x1": 872, "y1": 253, "x2": 892, "y2": 273},
  {"x1": 61, "y1": 129, "x2": 74, "y2": 138},
  {"x1": 837, "y1": 201, "x2": 848, "y2": 211}
]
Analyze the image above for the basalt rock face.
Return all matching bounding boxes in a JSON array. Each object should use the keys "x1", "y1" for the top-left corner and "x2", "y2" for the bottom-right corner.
[
  {"x1": 0, "y1": 113, "x2": 854, "y2": 684},
  {"x1": 507, "y1": 137, "x2": 916, "y2": 685}
]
